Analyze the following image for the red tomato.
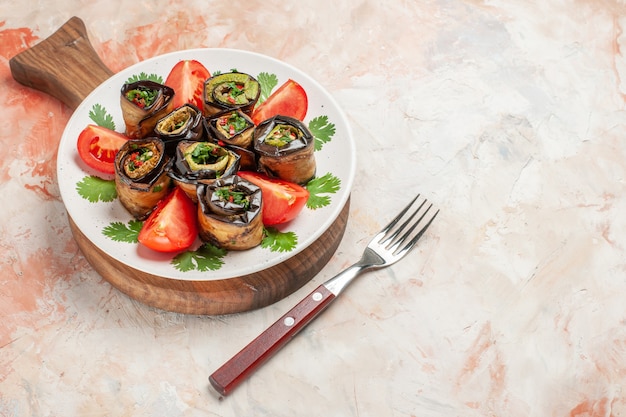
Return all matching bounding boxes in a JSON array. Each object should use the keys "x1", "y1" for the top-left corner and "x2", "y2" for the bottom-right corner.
[
  {"x1": 238, "y1": 171, "x2": 309, "y2": 225},
  {"x1": 76, "y1": 124, "x2": 128, "y2": 174},
  {"x1": 252, "y1": 79, "x2": 308, "y2": 125},
  {"x1": 164, "y1": 59, "x2": 211, "y2": 109},
  {"x1": 138, "y1": 187, "x2": 198, "y2": 252}
]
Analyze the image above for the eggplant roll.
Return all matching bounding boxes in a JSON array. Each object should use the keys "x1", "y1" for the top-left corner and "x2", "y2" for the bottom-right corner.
[
  {"x1": 205, "y1": 109, "x2": 255, "y2": 148},
  {"x1": 202, "y1": 72, "x2": 260, "y2": 117},
  {"x1": 114, "y1": 137, "x2": 171, "y2": 220},
  {"x1": 167, "y1": 140, "x2": 240, "y2": 201},
  {"x1": 120, "y1": 80, "x2": 175, "y2": 139},
  {"x1": 196, "y1": 175, "x2": 263, "y2": 250},
  {"x1": 154, "y1": 103, "x2": 204, "y2": 156},
  {"x1": 205, "y1": 110, "x2": 257, "y2": 171},
  {"x1": 253, "y1": 115, "x2": 316, "y2": 185}
]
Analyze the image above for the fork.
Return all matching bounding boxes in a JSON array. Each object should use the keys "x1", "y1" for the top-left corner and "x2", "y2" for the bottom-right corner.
[{"x1": 209, "y1": 194, "x2": 439, "y2": 396}]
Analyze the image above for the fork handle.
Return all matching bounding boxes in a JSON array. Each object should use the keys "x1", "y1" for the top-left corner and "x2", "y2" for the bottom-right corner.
[{"x1": 209, "y1": 284, "x2": 336, "y2": 396}]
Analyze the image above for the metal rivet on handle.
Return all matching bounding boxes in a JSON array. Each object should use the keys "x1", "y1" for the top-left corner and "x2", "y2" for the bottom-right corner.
[
  {"x1": 284, "y1": 317, "x2": 295, "y2": 326},
  {"x1": 312, "y1": 292, "x2": 323, "y2": 301}
]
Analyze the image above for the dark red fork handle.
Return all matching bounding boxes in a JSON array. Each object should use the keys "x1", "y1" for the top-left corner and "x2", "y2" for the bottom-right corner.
[{"x1": 209, "y1": 284, "x2": 336, "y2": 396}]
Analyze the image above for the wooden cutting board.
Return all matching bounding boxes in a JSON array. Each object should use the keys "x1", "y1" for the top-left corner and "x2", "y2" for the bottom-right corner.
[{"x1": 10, "y1": 16, "x2": 350, "y2": 315}]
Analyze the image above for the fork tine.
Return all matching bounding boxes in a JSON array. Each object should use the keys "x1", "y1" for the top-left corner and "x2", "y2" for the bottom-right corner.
[
  {"x1": 387, "y1": 202, "x2": 430, "y2": 251},
  {"x1": 384, "y1": 198, "x2": 431, "y2": 252},
  {"x1": 383, "y1": 199, "x2": 427, "y2": 249},
  {"x1": 378, "y1": 194, "x2": 421, "y2": 244},
  {"x1": 394, "y1": 205, "x2": 439, "y2": 255}
]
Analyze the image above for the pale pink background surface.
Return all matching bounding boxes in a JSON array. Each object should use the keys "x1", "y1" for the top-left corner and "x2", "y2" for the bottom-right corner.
[{"x1": 2, "y1": 1, "x2": 626, "y2": 416}]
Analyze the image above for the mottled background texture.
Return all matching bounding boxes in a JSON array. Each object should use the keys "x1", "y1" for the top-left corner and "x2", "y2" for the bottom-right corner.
[{"x1": 3, "y1": 1, "x2": 626, "y2": 416}]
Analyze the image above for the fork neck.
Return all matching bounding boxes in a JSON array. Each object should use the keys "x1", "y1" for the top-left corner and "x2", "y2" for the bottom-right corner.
[{"x1": 322, "y1": 248, "x2": 384, "y2": 296}]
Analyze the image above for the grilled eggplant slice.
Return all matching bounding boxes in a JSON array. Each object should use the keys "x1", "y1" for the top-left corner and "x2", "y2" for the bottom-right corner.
[
  {"x1": 114, "y1": 137, "x2": 171, "y2": 219},
  {"x1": 196, "y1": 175, "x2": 263, "y2": 250},
  {"x1": 121, "y1": 80, "x2": 175, "y2": 139},
  {"x1": 167, "y1": 140, "x2": 240, "y2": 202},
  {"x1": 202, "y1": 72, "x2": 260, "y2": 117},
  {"x1": 205, "y1": 109, "x2": 255, "y2": 148},
  {"x1": 205, "y1": 109, "x2": 257, "y2": 171},
  {"x1": 154, "y1": 103, "x2": 204, "y2": 156},
  {"x1": 253, "y1": 115, "x2": 316, "y2": 185}
]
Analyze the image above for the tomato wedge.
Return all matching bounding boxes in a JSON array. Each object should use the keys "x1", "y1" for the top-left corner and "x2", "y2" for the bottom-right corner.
[
  {"x1": 252, "y1": 79, "x2": 308, "y2": 125},
  {"x1": 137, "y1": 187, "x2": 198, "y2": 253},
  {"x1": 164, "y1": 59, "x2": 211, "y2": 110},
  {"x1": 238, "y1": 171, "x2": 309, "y2": 225},
  {"x1": 76, "y1": 124, "x2": 128, "y2": 174}
]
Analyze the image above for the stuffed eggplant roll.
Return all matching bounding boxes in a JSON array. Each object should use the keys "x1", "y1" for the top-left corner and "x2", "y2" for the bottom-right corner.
[
  {"x1": 196, "y1": 175, "x2": 263, "y2": 250},
  {"x1": 253, "y1": 115, "x2": 316, "y2": 185},
  {"x1": 205, "y1": 109, "x2": 255, "y2": 148},
  {"x1": 205, "y1": 109, "x2": 257, "y2": 171},
  {"x1": 202, "y1": 72, "x2": 260, "y2": 117},
  {"x1": 115, "y1": 137, "x2": 171, "y2": 220},
  {"x1": 154, "y1": 103, "x2": 204, "y2": 156},
  {"x1": 167, "y1": 141, "x2": 240, "y2": 201},
  {"x1": 121, "y1": 80, "x2": 175, "y2": 138}
]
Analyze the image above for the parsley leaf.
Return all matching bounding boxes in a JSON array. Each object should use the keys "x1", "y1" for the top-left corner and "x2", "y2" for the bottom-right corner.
[
  {"x1": 88, "y1": 103, "x2": 116, "y2": 130},
  {"x1": 125, "y1": 72, "x2": 163, "y2": 84},
  {"x1": 76, "y1": 176, "x2": 117, "y2": 202},
  {"x1": 102, "y1": 220, "x2": 142, "y2": 243},
  {"x1": 172, "y1": 243, "x2": 227, "y2": 272},
  {"x1": 308, "y1": 116, "x2": 336, "y2": 151},
  {"x1": 262, "y1": 227, "x2": 298, "y2": 252},
  {"x1": 306, "y1": 173, "x2": 341, "y2": 209},
  {"x1": 257, "y1": 72, "x2": 279, "y2": 105}
]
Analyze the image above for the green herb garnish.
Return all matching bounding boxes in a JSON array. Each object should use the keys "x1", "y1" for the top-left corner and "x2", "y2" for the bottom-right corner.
[
  {"x1": 88, "y1": 104, "x2": 115, "y2": 130},
  {"x1": 305, "y1": 173, "x2": 341, "y2": 209},
  {"x1": 126, "y1": 87, "x2": 158, "y2": 108},
  {"x1": 262, "y1": 227, "x2": 298, "y2": 252},
  {"x1": 76, "y1": 176, "x2": 117, "y2": 203},
  {"x1": 220, "y1": 113, "x2": 248, "y2": 135},
  {"x1": 191, "y1": 143, "x2": 222, "y2": 165},
  {"x1": 172, "y1": 243, "x2": 227, "y2": 272},
  {"x1": 257, "y1": 72, "x2": 279, "y2": 105},
  {"x1": 226, "y1": 82, "x2": 245, "y2": 101},
  {"x1": 214, "y1": 187, "x2": 251, "y2": 209},
  {"x1": 265, "y1": 125, "x2": 298, "y2": 147},
  {"x1": 127, "y1": 148, "x2": 154, "y2": 172},
  {"x1": 125, "y1": 72, "x2": 163, "y2": 84},
  {"x1": 102, "y1": 220, "x2": 143, "y2": 243},
  {"x1": 309, "y1": 115, "x2": 336, "y2": 151}
]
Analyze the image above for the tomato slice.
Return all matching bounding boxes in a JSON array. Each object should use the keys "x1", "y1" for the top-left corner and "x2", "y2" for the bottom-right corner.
[
  {"x1": 252, "y1": 79, "x2": 308, "y2": 125},
  {"x1": 164, "y1": 59, "x2": 211, "y2": 110},
  {"x1": 238, "y1": 171, "x2": 309, "y2": 225},
  {"x1": 76, "y1": 124, "x2": 128, "y2": 174},
  {"x1": 138, "y1": 187, "x2": 198, "y2": 253}
]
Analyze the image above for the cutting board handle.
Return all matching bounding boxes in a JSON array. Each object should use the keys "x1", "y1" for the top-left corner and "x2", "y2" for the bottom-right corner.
[{"x1": 9, "y1": 16, "x2": 114, "y2": 110}]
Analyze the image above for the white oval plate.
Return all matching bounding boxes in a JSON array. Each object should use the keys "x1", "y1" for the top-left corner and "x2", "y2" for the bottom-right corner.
[{"x1": 57, "y1": 48, "x2": 355, "y2": 281}]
